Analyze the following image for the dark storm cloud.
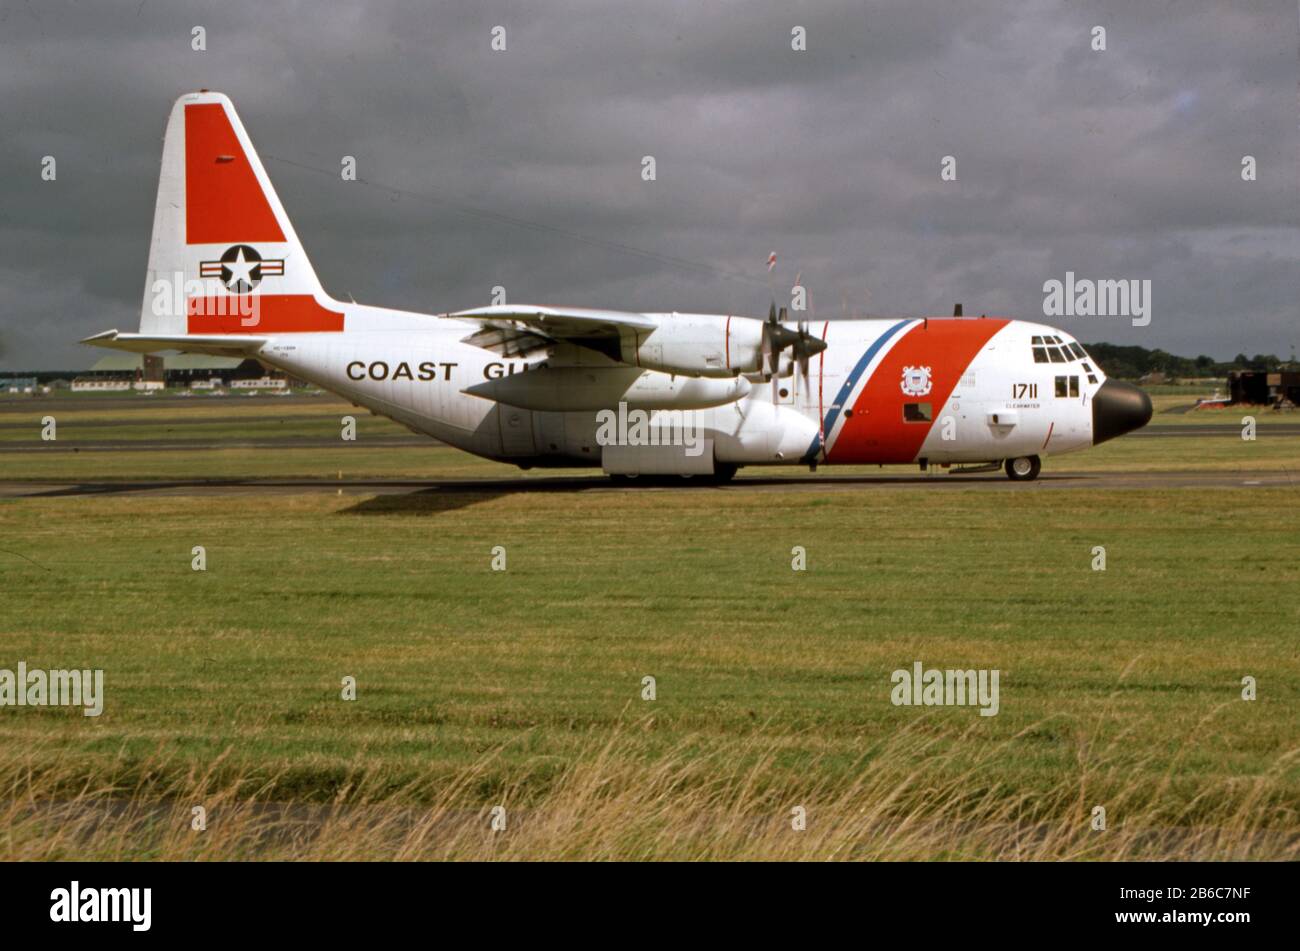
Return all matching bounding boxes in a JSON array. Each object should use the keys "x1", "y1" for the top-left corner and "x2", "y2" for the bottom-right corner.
[{"x1": 0, "y1": 0, "x2": 1296, "y2": 367}]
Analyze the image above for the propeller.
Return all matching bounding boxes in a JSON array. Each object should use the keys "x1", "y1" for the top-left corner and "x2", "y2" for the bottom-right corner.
[
  {"x1": 760, "y1": 298, "x2": 827, "y2": 402},
  {"x1": 795, "y1": 279, "x2": 818, "y2": 395}
]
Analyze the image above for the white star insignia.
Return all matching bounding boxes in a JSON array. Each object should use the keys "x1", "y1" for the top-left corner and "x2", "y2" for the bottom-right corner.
[{"x1": 224, "y1": 247, "x2": 258, "y2": 289}]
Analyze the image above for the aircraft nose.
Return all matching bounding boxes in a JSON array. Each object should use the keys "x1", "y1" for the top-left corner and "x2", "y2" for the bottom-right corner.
[{"x1": 1092, "y1": 379, "x2": 1153, "y2": 444}]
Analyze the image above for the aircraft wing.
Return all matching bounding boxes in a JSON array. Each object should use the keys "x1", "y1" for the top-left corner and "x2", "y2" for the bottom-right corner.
[
  {"x1": 450, "y1": 305, "x2": 656, "y2": 357},
  {"x1": 81, "y1": 330, "x2": 269, "y2": 358}
]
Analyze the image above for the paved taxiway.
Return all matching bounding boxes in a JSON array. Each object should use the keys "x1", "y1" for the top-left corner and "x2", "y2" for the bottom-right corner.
[
  {"x1": 3, "y1": 424, "x2": 1297, "y2": 454},
  {"x1": 0, "y1": 469, "x2": 1294, "y2": 500}
]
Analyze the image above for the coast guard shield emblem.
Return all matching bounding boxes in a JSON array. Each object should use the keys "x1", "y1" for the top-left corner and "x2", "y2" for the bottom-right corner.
[{"x1": 900, "y1": 365, "x2": 933, "y2": 397}]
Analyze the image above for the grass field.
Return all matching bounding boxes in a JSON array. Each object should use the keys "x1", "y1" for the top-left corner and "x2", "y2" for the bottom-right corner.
[{"x1": 0, "y1": 395, "x2": 1297, "y2": 859}]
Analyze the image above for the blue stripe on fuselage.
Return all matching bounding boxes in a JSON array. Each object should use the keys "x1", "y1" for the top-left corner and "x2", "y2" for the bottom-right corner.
[{"x1": 800, "y1": 318, "x2": 914, "y2": 464}]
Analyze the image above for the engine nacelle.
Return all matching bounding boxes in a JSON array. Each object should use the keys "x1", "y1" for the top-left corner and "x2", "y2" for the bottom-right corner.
[{"x1": 621, "y1": 313, "x2": 763, "y2": 378}]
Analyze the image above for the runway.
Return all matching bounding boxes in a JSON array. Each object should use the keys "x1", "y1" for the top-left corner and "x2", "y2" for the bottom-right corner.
[
  {"x1": 1, "y1": 468, "x2": 1294, "y2": 500},
  {"x1": 3, "y1": 424, "x2": 1298, "y2": 454}
]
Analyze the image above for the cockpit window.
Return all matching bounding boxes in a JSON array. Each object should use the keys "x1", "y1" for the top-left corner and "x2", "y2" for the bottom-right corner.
[{"x1": 1032, "y1": 336, "x2": 1088, "y2": 364}]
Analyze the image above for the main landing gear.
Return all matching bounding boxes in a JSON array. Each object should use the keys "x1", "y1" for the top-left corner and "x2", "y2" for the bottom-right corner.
[
  {"x1": 1004, "y1": 455, "x2": 1042, "y2": 481},
  {"x1": 710, "y1": 463, "x2": 738, "y2": 484},
  {"x1": 608, "y1": 463, "x2": 739, "y2": 486}
]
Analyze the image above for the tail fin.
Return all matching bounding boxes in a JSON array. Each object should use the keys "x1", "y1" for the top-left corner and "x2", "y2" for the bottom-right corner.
[{"x1": 140, "y1": 91, "x2": 343, "y2": 336}]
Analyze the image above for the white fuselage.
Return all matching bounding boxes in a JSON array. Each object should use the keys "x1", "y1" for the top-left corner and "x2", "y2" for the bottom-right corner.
[{"x1": 253, "y1": 305, "x2": 1104, "y2": 471}]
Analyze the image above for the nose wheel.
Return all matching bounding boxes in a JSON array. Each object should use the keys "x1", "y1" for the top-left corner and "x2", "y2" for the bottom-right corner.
[{"x1": 1004, "y1": 455, "x2": 1041, "y2": 481}]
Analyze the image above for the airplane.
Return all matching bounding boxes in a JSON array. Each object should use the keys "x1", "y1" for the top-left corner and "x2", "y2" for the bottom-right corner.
[{"x1": 85, "y1": 91, "x2": 1153, "y2": 482}]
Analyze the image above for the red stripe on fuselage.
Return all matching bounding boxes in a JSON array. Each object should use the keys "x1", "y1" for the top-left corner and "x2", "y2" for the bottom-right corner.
[
  {"x1": 186, "y1": 294, "x2": 344, "y2": 333},
  {"x1": 185, "y1": 103, "x2": 285, "y2": 245},
  {"x1": 827, "y1": 318, "x2": 1008, "y2": 464}
]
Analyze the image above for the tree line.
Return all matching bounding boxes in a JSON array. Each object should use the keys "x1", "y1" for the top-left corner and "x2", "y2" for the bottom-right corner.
[{"x1": 1082, "y1": 342, "x2": 1291, "y2": 380}]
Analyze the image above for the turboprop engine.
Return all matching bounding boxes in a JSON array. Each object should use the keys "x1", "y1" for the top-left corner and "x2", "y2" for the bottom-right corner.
[
  {"x1": 463, "y1": 364, "x2": 753, "y2": 412},
  {"x1": 619, "y1": 310, "x2": 827, "y2": 384},
  {"x1": 620, "y1": 313, "x2": 764, "y2": 378}
]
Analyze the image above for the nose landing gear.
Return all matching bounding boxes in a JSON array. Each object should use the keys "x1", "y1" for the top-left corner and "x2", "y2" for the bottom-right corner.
[{"x1": 1004, "y1": 455, "x2": 1041, "y2": 481}]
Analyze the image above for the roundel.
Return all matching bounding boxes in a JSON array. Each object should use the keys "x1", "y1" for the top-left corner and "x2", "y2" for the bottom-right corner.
[
  {"x1": 200, "y1": 244, "x2": 285, "y2": 293},
  {"x1": 900, "y1": 365, "x2": 933, "y2": 397},
  {"x1": 220, "y1": 244, "x2": 264, "y2": 292}
]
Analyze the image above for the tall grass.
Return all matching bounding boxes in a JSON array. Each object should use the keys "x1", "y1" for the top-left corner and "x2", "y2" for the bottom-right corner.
[{"x1": 3, "y1": 713, "x2": 1294, "y2": 861}]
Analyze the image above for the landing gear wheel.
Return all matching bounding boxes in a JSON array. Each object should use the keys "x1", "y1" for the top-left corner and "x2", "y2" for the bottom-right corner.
[
  {"x1": 1004, "y1": 455, "x2": 1041, "y2": 481},
  {"x1": 710, "y1": 463, "x2": 738, "y2": 484}
]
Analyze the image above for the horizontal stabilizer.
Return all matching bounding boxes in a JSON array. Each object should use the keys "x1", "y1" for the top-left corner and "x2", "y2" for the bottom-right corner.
[{"x1": 81, "y1": 329, "x2": 268, "y2": 357}]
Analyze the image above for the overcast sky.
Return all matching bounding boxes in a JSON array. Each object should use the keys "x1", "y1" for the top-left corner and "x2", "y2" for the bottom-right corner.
[{"x1": 1, "y1": 0, "x2": 1296, "y2": 368}]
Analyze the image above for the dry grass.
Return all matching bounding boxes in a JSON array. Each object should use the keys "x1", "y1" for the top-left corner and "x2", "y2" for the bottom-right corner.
[{"x1": 3, "y1": 711, "x2": 1294, "y2": 861}]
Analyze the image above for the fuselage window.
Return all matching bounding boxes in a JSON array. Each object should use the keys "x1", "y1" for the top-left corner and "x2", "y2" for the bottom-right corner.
[
  {"x1": 903, "y1": 402, "x2": 933, "y2": 422},
  {"x1": 1069, "y1": 376, "x2": 1080, "y2": 397}
]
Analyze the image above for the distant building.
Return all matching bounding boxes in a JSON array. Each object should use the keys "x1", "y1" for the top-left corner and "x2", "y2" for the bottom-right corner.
[
  {"x1": 163, "y1": 354, "x2": 245, "y2": 386},
  {"x1": 71, "y1": 378, "x2": 131, "y2": 392},
  {"x1": 143, "y1": 353, "x2": 165, "y2": 383},
  {"x1": 80, "y1": 353, "x2": 288, "y2": 389},
  {"x1": 86, "y1": 352, "x2": 143, "y2": 378},
  {"x1": 0, "y1": 376, "x2": 38, "y2": 394},
  {"x1": 77, "y1": 352, "x2": 142, "y2": 392},
  {"x1": 1228, "y1": 369, "x2": 1300, "y2": 407}
]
